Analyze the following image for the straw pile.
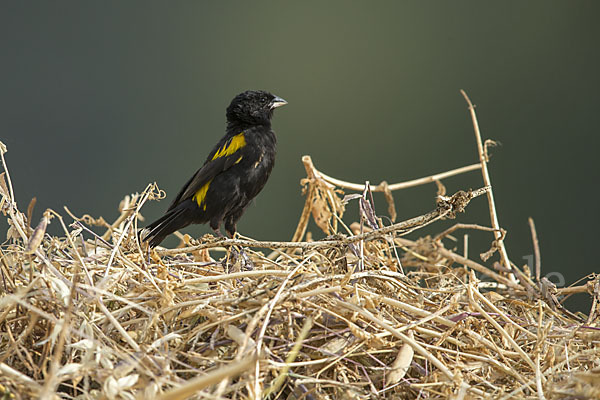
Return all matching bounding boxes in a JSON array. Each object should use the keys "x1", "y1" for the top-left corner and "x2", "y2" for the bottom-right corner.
[{"x1": 1, "y1": 94, "x2": 599, "y2": 400}]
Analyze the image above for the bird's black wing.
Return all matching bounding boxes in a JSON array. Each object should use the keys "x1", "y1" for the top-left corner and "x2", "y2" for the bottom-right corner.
[{"x1": 166, "y1": 132, "x2": 246, "y2": 211}]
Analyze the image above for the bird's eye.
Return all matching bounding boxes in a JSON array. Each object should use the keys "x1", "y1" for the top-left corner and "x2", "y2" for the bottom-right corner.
[{"x1": 260, "y1": 97, "x2": 268, "y2": 104}]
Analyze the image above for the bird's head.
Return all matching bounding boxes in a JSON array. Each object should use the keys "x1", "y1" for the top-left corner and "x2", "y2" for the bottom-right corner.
[{"x1": 226, "y1": 90, "x2": 287, "y2": 125}]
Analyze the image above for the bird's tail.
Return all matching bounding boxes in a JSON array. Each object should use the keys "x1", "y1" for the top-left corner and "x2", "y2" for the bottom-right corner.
[{"x1": 140, "y1": 206, "x2": 191, "y2": 248}]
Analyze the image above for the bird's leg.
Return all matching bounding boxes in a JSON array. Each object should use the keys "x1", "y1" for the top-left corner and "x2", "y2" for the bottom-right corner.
[
  {"x1": 212, "y1": 226, "x2": 232, "y2": 266},
  {"x1": 210, "y1": 224, "x2": 233, "y2": 271},
  {"x1": 212, "y1": 227, "x2": 225, "y2": 239}
]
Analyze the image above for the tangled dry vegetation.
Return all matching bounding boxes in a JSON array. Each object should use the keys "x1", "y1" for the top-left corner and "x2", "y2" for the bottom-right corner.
[{"x1": 1, "y1": 93, "x2": 599, "y2": 400}]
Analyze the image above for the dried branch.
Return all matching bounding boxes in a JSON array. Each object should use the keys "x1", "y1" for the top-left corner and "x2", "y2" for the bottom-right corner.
[
  {"x1": 307, "y1": 156, "x2": 481, "y2": 192},
  {"x1": 528, "y1": 217, "x2": 542, "y2": 282},
  {"x1": 159, "y1": 186, "x2": 489, "y2": 256},
  {"x1": 460, "y1": 90, "x2": 512, "y2": 273}
]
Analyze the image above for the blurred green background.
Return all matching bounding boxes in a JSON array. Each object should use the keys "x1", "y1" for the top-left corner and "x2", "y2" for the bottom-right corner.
[{"x1": 1, "y1": 2, "x2": 598, "y2": 311}]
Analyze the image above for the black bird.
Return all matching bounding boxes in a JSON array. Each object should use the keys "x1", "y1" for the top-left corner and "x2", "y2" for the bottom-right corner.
[{"x1": 141, "y1": 90, "x2": 287, "y2": 248}]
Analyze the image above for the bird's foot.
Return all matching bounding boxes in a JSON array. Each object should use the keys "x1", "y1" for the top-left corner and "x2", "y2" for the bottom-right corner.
[{"x1": 211, "y1": 228, "x2": 228, "y2": 242}]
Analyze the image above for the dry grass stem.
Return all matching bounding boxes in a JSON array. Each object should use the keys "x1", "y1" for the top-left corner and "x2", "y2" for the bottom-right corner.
[
  {"x1": 529, "y1": 217, "x2": 542, "y2": 283},
  {"x1": 460, "y1": 90, "x2": 513, "y2": 276}
]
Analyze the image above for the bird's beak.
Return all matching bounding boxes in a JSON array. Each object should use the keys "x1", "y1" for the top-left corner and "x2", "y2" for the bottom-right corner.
[{"x1": 270, "y1": 96, "x2": 288, "y2": 109}]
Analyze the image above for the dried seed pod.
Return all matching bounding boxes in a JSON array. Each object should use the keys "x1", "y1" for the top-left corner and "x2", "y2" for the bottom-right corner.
[
  {"x1": 25, "y1": 211, "x2": 50, "y2": 254},
  {"x1": 388, "y1": 335, "x2": 415, "y2": 384}
]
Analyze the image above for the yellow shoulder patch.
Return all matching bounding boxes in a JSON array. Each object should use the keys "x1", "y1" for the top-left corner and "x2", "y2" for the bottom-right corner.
[
  {"x1": 192, "y1": 180, "x2": 212, "y2": 210},
  {"x1": 212, "y1": 132, "x2": 246, "y2": 160}
]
